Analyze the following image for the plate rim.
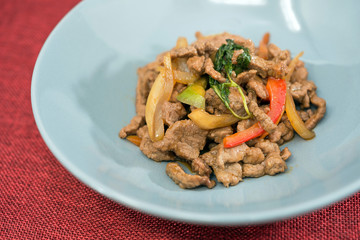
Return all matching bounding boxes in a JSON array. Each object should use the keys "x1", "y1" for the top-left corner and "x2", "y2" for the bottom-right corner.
[{"x1": 31, "y1": 0, "x2": 360, "y2": 225}]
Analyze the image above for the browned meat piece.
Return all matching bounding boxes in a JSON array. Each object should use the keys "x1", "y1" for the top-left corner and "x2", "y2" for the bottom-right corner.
[
  {"x1": 169, "y1": 83, "x2": 187, "y2": 102},
  {"x1": 136, "y1": 61, "x2": 160, "y2": 116},
  {"x1": 291, "y1": 66, "x2": 308, "y2": 83},
  {"x1": 207, "y1": 126, "x2": 233, "y2": 143},
  {"x1": 225, "y1": 87, "x2": 250, "y2": 116},
  {"x1": 267, "y1": 44, "x2": 281, "y2": 59},
  {"x1": 268, "y1": 127, "x2": 282, "y2": 143},
  {"x1": 237, "y1": 118, "x2": 257, "y2": 132},
  {"x1": 268, "y1": 122, "x2": 294, "y2": 144},
  {"x1": 136, "y1": 125, "x2": 147, "y2": 138},
  {"x1": 119, "y1": 115, "x2": 145, "y2": 138},
  {"x1": 242, "y1": 163, "x2": 265, "y2": 178},
  {"x1": 200, "y1": 146, "x2": 218, "y2": 166},
  {"x1": 289, "y1": 80, "x2": 316, "y2": 108},
  {"x1": 305, "y1": 93, "x2": 326, "y2": 130},
  {"x1": 161, "y1": 101, "x2": 187, "y2": 126},
  {"x1": 233, "y1": 69, "x2": 257, "y2": 85},
  {"x1": 170, "y1": 46, "x2": 197, "y2": 58},
  {"x1": 243, "y1": 147, "x2": 265, "y2": 164},
  {"x1": 216, "y1": 143, "x2": 249, "y2": 168},
  {"x1": 187, "y1": 56, "x2": 205, "y2": 74},
  {"x1": 204, "y1": 58, "x2": 227, "y2": 83},
  {"x1": 153, "y1": 120, "x2": 208, "y2": 160},
  {"x1": 226, "y1": 87, "x2": 250, "y2": 117},
  {"x1": 205, "y1": 88, "x2": 228, "y2": 114},
  {"x1": 255, "y1": 139, "x2": 281, "y2": 155},
  {"x1": 248, "y1": 100, "x2": 277, "y2": 133},
  {"x1": 216, "y1": 143, "x2": 265, "y2": 167},
  {"x1": 200, "y1": 144, "x2": 250, "y2": 187},
  {"x1": 205, "y1": 87, "x2": 249, "y2": 117},
  {"x1": 166, "y1": 162, "x2": 215, "y2": 189},
  {"x1": 249, "y1": 55, "x2": 288, "y2": 79},
  {"x1": 192, "y1": 32, "x2": 255, "y2": 56},
  {"x1": 192, "y1": 157, "x2": 212, "y2": 177},
  {"x1": 267, "y1": 43, "x2": 291, "y2": 65},
  {"x1": 232, "y1": 49, "x2": 244, "y2": 64},
  {"x1": 213, "y1": 162, "x2": 243, "y2": 187},
  {"x1": 247, "y1": 76, "x2": 269, "y2": 100},
  {"x1": 297, "y1": 109, "x2": 313, "y2": 122},
  {"x1": 280, "y1": 147, "x2": 291, "y2": 161},
  {"x1": 138, "y1": 126, "x2": 175, "y2": 161},
  {"x1": 263, "y1": 152, "x2": 287, "y2": 175}
]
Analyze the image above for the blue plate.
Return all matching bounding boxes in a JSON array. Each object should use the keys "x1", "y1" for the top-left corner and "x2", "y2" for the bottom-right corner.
[{"x1": 31, "y1": 0, "x2": 360, "y2": 225}]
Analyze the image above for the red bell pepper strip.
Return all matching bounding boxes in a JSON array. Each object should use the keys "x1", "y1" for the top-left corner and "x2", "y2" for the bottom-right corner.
[{"x1": 223, "y1": 77, "x2": 286, "y2": 148}]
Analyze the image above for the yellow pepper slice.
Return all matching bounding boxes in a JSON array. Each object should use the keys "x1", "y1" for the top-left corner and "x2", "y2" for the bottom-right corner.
[
  {"x1": 285, "y1": 90, "x2": 315, "y2": 140},
  {"x1": 145, "y1": 52, "x2": 174, "y2": 142},
  {"x1": 284, "y1": 51, "x2": 315, "y2": 140},
  {"x1": 188, "y1": 109, "x2": 239, "y2": 130},
  {"x1": 176, "y1": 78, "x2": 207, "y2": 109}
]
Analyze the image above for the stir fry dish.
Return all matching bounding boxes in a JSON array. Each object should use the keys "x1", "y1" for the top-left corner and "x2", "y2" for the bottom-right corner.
[{"x1": 119, "y1": 32, "x2": 326, "y2": 189}]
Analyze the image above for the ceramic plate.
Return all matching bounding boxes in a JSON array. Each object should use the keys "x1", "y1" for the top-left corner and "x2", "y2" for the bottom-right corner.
[{"x1": 31, "y1": 0, "x2": 360, "y2": 225}]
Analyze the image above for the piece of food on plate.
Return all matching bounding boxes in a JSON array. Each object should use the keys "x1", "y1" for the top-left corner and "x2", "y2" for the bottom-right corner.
[{"x1": 119, "y1": 32, "x2": 326, "y2": 189}]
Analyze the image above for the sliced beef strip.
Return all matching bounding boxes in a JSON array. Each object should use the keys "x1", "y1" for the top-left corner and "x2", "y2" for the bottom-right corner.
[
  {"x1": 212, "y1": 162, "x2": 243, "y2": 188},
  {"x1": 138, "y1": 126, "x2": 175, "y2": 162},
  {"x1": 192, "y1": 32, "x2": 255, "y2": 56},
  {"x1": 170, "y1": 46, "x2": 198, "y2": 59},
  {"x1": 290, "y1": 60, "x2": 308, "y2": 83},
  {"x1": 297, "y1": 109, "x2": 314, "y2": 122},
  {"x1": 255, "y1": 139, "x2": 281, "y2": 155},
  {"x1": 216, "y1": 143, "x2": 265, "y2": 168},
  {"x1": 204, "y1": 58, "x2": 227, "y2": 83},
  {"x1": 187, "y1": 56, "x2": 205, "y2": 74},
  {"x1": 232, "y1": 49, "x2": 244, "y2": 64},
  {"x1": 289, "y1": 80, "x2": 316, "y2": 108},
  {"x1": 305, "y1": 93, "x2": 326, "y2": 130},
  {"x1": 192, "y1": 157, "x2": 212, "y2": 177},
  {"x1": 119, "y1": 115, "x2": 145, "y2": 138},
  {"x1": 247, "y1": 76, "x2": 269, "y2": 100},
  {"x1": 267, "y1": 43, "x2": 291, "y2": 65},
  {"x1": 200, "y1": 146, "x2": 218, "y2": 167},
  {"x1": 207, "y1": 126, "x2": 233, "y2": 143},
  {"x1": 199, "y1": 145, "x2": 243, "y2": 187},
  {"x1": 242, "y1": 163, "x2": 265, "y2": 178},
  {"x1": 216, "y1": 143, "x2": 249, "y2": 168},
  {"x1": 243, "y1": 152, "x2": 286, "y2": 177},
  {"x1": 268, "y1": 122, "x2": 294, "y2": 144},
  {"x1": 243, "y1": 147, "x2": 265, "y2": 164},
  {"x1": 233, "y1": 69, "x2": 257, "y2": 85},
  {"x1": 237, "y1": 118, "x2": 257, "y2": 132},
  {"x1": 291, "y1": 66, "x2": 308, "y2": 83},
  {"x1": 205, "y1": 88, "x2": 224, "y2": 114},
  {"x1": 280, "y1": 147, "x2": 292, "y2": 161},
  {"x1": 263, "y1": 152, "x2": 287, "y2": 176},
  {"x1": 161, "y1": 101, "x2": 187, "y2": 126},
  {"x1": 278, "y1": 115, "x2": 295, "y2": 144},
  {"x1": 166, "y1": 162, "x2": 216, "y2": 189},
  {"x1": 205, "y1": 87, "x2": 248, "y2": 117},
  {"x1": 249, "y1": 55, "x2": 288, "y2": 79},
  {"x1": 248, "y1": 99, "x2": 277, "y2": 133},
  {"x1": 205, "y1": 87, "x2": 249, "y2": 116},
  {"x1": 289, "y1": 79, "x2": 326, "y2": 129},
  {"x1": 153, "y1": 120, "x2": 208, "y2": 161}
]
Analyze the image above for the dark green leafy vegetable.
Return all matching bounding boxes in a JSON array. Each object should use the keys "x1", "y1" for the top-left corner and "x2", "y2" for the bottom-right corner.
[{"x1": 209, "y1": 39, "x2": 252, "y2": 119}]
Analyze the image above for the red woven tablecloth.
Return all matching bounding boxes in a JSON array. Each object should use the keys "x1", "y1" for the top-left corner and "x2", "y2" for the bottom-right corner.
[{"x1": 1, "y1": 0, "x2": 359, "y2": 238}]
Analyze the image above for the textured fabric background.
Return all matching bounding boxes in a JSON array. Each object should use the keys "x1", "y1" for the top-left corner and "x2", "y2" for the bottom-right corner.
[{"x1": 0, "y1": 0, "x2": 359, "y2": 239}]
